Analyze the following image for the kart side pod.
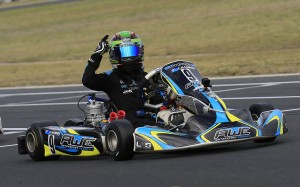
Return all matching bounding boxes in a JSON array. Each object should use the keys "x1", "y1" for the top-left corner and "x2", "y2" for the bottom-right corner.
[
  {"x1": 258, "y1": 110, "x2": 288, "y2": 137},
  {"x1": 17, "y1": 120, "x2": 105, "y2": 160}
]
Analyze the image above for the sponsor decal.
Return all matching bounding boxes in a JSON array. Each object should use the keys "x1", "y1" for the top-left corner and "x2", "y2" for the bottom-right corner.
[
  {"x1": 214, "y1": 127, "x2": 251, "y2": 141},
  {"x1": 121, "y1": 38, "x2": 131, "y2": 43},
  {"x1": 185, "y1": 81, "x2": 201, "y2": 90},
  {"x1": 48, "y1": 135, "x2": 56, "y2": 154},
  {"x1": 121, "y1": 85, "x2": 128, "y2": 89},
  {"x1": 60, "y1": 134, "x2": 96, "y2": 151},
  {"x1": 164, "y1": 62, "x2": 195, "y2": 70},
  {"x1": 121, "y1": 80, "x2": 138, "y2": 94},
  {"x1": 171, "y1": 67, "x2": 180, "y2": 73},
  {"x1": 123, "y1": 89, "x2": 133, "y2": 94},
  {"x1": 135, "y1": 134, "x2": 152, "y2": 150},
  {"x1": 129, "y1": 80, "x2": 138, "y2": 87},
  {"x1": 164, "y1": 62, "x2": 195, "y2": 71},
  {"x1": 45, "y1": 130, "x2": 60, "y2": 136},
  {"x1": 185, "y1": 82, "x2": 193, "y2": 89},
  {"x1": 136, "y1": 140, "x2": 152, "y2": 149},
  {"x1": 181, "y1": 69, "x2": 198, "y2": 82}
]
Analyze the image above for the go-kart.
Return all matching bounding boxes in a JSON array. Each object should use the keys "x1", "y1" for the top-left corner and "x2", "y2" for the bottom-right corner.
[{"x1": 17, "y1": 60, "x2": 288, "y2": 161}]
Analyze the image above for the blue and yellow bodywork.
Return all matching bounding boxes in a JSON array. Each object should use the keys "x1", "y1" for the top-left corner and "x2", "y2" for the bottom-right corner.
[
  {"x1": 41, "y1": 126, "x2": 103, "y2": 157},
  {"x1": 134, "y1": 61, "x2": 288, "y2": 152},
  {"x1": 134, "y1": 107, "x2": 287, "y2": 152}
]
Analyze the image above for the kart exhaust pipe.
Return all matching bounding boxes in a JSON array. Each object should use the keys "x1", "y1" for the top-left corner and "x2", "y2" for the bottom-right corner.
[
  {"x1": 109, "y1": 112, "x2": 118, "y2": 122},
  {"x1": 117, "y1": 110, "x2": 126, "y2": 119},
  {"x1": 109, "y1": 110, "x2": 126, "y2": 122}
]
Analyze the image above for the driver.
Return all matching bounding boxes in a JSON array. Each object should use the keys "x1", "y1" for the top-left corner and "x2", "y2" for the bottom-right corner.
[{"x1": 82, "y1": 31, "x2": 158, "y2": 128}]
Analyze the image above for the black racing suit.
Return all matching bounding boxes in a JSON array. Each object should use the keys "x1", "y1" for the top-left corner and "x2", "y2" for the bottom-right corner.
[{"x1": 82, "y1": 56, "x2": 157, "y2": 128}]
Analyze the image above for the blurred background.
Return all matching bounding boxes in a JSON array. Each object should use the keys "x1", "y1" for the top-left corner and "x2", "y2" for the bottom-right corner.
[{"x1": 0, "y1": 0, "x2": 299, "y2": 87}]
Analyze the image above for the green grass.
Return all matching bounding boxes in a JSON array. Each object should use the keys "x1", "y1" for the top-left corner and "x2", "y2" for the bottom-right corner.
[{"x1": 0, "y1": 0, "x2": 299, "y2": 87}]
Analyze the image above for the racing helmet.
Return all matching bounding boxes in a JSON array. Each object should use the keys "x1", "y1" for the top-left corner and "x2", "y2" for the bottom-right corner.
[{"x1": 109, "y1": 31, "x2": 144, "y2": 72}]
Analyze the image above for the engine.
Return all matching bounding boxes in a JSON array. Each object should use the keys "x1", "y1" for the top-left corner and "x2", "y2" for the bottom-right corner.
[{"x1": 85, "y1": 99, "x2": 107, "y2": 127}]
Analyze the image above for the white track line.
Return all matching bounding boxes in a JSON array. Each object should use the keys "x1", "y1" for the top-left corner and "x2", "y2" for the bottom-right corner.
[
  {"x1": 3, "y1": 131, "x2": 24, "y2": 135},
  {"x1": 0, "y1": 84, "x2": 82, "y2": 90},
  {"x1": 15, "y1": 95, "x2": 82, "y2": 104},
  {"x1": 0, "y1": 90, "x2": 96, "y2": 97},
  {"x1": 213, "y1": 80, "x2": 300, "y2": 87},
  {"x1": 214, "y1": 83, "x2": 278, "y2": 93},
  {"x1": 282, "y1": 108, "x2": 300, "y2": 112},
  {"x1": 213, "y1": 80, "x2": 300, "y2": 93},
  {"x1": 222, "y1": 96, "x2": 300, "y2": 100},
  {"x1": 0, "y1": 102, "x2": 86, "y2": 107},
  {"x1": 211, "y1": 73, "x2": 300, "y2": 80},
  {"x1": 1, "y1": 128, "x2": 27, "y2": 135},
  {"x1": 0, "y1": 144, "x2": 17, "y2": 148},
  {"x1": 3, "y1": 128, "x2": 27, "y2": 131}
]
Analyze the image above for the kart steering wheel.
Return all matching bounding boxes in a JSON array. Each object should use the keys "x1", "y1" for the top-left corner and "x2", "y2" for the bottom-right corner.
[{"x1": 137, "y1": 68, "x2": 165, "y2": 109}]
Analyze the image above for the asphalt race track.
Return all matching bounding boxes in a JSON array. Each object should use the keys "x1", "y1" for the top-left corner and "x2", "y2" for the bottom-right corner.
[{"x1": 0, "y1": 74, "x2": 299, "y2": 187}]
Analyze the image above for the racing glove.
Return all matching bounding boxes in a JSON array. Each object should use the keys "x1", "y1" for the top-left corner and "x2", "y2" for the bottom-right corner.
[{"x1": 88, "y1": 35, "x2": 109, "y2": 68}]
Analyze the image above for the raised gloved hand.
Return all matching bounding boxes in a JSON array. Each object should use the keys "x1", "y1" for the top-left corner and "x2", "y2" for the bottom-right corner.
[
  {"x1": 88, "y1": 35, "x2": 109, "y2": 68},
  {"x1": 94, "y1": 35, "x2": 109, "y2": 55}
]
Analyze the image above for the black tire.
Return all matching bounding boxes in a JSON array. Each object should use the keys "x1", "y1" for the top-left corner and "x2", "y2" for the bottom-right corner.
[
  {"x1": 26, "y1": 120, "x2": 61, "y2": 161},
  {"x1": 249, "y1": 103, "x2": 276, "y2": 143},
  {"x1": 105, "y1": 120, "x2": 135, "y2": 161}
]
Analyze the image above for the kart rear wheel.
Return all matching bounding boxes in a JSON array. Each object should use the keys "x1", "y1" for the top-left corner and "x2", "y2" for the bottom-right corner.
[
  {"x1": 26, "y1": 121, "x2": 61, "y2": 161},
  {"x1": 249, "y1": 103, "x2": 276, "y2": 143},
  {"x1": 106, "y1": 120, "x2": 135, "y2": 161}
]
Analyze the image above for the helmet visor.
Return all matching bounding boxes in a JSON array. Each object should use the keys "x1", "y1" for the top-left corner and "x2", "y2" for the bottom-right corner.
[{"x1": 119, "y1": 45, "x2": 139, "y2": 58}]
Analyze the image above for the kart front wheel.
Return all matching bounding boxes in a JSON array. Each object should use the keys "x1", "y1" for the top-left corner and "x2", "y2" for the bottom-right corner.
[
  {"x1": 106, "y1": 120, "x2": 135, "y2": 161},
  {"x1": 249, "y1": 103, "x2": 276, "y2": 143},
  {"x1": 26, "y1": 121, "x2": 61, "y2": 161}
]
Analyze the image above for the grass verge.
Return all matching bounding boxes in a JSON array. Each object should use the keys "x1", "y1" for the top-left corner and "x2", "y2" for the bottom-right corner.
[{"x1": 0, "y1": 0, "x2": 299, "y2": 87}]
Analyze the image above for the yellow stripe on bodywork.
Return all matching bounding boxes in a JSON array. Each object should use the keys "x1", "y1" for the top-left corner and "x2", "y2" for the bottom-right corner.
[
  {"x1": 137, "y1": 133, "x2": 163, "y2": 151},
  {"x1": 66, "y1": 128, "x2": 79, "y2": 135},
  {"x1": 44, "y1": 144, "x2": 53, "y2": 156},
  {"x1": 44, "y1": 145, "x2": 101, "y2": 157},
  {"x1": 44, "y1": 145, "x2": 70, "y2": 156},
  {"x1": 162, "y1": 74, "x2": 179, "y2": 94},
  {"x1": 226, "y1": 111, "x2": 259, "y2": 136},
  {"x1": 267, "y1": 115, "x2": 281, "y2": 134},
  {"x1": 226, "y1": 112, "x2": 241, "y2": 122},
  {"x1": 201, "y1": 123, "x2": 221, "y2": 142},
  {"x1": 150, "y1": 131, "x2": 174, "y2": 144},
  {"x1": 216, "y1": 96, "x2": 227, "y2": 110}
]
